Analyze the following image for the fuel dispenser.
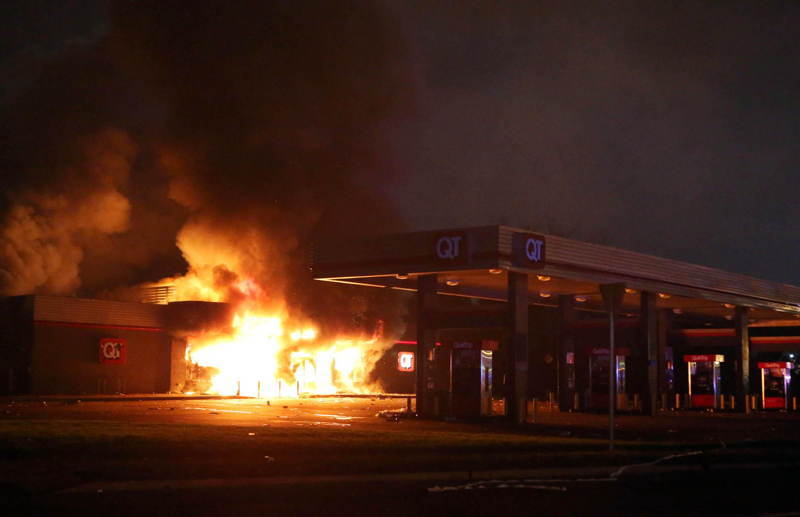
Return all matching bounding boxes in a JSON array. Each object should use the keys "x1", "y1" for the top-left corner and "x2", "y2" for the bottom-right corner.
[
  {"x1": 684, "y1": 354, "x2": 723, "y2": 409},
  {"x1": 588, "y1": 347, "x2": 630, "y2": 410},
  {"x1": 758, "y1": 362, "x2": 791, "y2": 410},
  {"x1": 450, "y1": 340, "x2": 497, "y2": 418}
]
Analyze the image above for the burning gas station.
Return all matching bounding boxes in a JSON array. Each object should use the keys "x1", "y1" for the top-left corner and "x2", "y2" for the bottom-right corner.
[
  {"x1": 5, "y1": 3, "x2": 800, "y2": 515},
  {"x1": 312, "y1": 225, "x2": 800, "y2": 422},
  {"x1": 3, "y1": 223, "x2": 800, "y2": 428}
]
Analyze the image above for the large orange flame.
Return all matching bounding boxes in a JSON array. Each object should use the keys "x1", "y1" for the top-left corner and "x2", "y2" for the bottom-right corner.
[
  {"x1": 145, "y1": 192, "x2": 389, "y2": 397},
  {"x1": 185, "y1": 309, "x2": 381, "y2": 397}
]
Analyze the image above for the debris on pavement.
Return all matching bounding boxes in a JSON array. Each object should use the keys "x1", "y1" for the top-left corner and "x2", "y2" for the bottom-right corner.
[{"x1": 375, "y1": 408, "x2": 413, "y2": 421}]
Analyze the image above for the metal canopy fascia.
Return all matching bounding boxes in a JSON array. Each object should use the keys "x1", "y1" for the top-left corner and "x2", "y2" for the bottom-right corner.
[{"x1": 312, "y1": 225, "x2": 800, "y2": 316}]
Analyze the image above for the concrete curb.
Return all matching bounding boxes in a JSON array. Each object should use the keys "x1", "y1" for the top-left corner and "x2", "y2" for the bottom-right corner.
[
  {"x1": 1, "y1": 395, "x2": 247, "y2": 403},
  {"x1": 1, "y1": 393, "x2": 413, "y2": 404}
]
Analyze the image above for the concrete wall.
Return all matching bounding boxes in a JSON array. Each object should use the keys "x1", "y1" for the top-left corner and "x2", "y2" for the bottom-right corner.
[
  {"x1": 31, "y1": 324, "x2": 172, "y2": 394},
  {"x1": 169, "y1": 337, "x2": 188, "y2": 393},
  {"x1": 371, "y1": 342, "x2": 416, "y2": 394},
  {"x1": 0, "y1": 296, "x2": 34, "y2": 394}
]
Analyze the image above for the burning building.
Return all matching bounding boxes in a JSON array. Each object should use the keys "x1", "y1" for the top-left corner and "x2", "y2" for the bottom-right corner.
[
  {"x1": 0, "y1": 294, "x2": 186, "y2": 395},
  {"x1": 0, "y1": 293, "x2": 395, "y2": 396},
  {"x1": 0, "y1": 2, "x2": 412, "y2": 397}
]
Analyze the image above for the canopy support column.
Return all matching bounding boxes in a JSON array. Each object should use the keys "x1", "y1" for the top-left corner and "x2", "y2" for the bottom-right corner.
[
  {"x1": 640, "y1": 292, "x2": 660, "y2": 416},
  {"x1": 557, "y1": 295, "x2": 576, "y2": 412},
  {"x1": 507, "y1": 271, "x2": 529, "y2": 424},
  {"x1": 416, "y1": 274, "x2": 438, "y2": 418},
  {"x1": 734, "y1": 306, "x2": 751, "y2": 414}
]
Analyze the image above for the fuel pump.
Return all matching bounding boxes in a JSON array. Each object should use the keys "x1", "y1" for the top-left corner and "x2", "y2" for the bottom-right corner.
[
  {"x1": 450, "y1": 339, "x2": 498, "y2": 418},
  {"x1": 588, "y1": 347, "x2": 630, "y2": 410},
  {"x1": 759, "y1": 362, "x2": 791, "y2": 410},
  {"x1": 480, "y1": 350, "x2": 493, "y2": 416},
  {"x1": 684, "y1": 354, "x2": 723, "y2": 409}
]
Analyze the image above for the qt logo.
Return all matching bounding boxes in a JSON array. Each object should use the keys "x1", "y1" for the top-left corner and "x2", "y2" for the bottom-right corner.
[
  {"x1": 99, "y1": 338, "x2": 126, "y2": 364},
  {"x1": 525, "y1": 237, "x2": 543, "y2": 262},
  {"x1": 397, "y1": 351, "x2": 415, "y2": 372},
  {"x1": 102, "y1": 341, "x2": 122, "y2": 359},
  {"x1": 513, "y1": 232, "x2": 546, "y2": 268},
  {"x1": 434, "y1": 233, "x2": 467, "y2": 263}
]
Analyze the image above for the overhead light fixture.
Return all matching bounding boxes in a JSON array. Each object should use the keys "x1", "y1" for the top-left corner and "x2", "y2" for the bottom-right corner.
[
  {"x1": 395, "y1": 273, "x2": 409, "y2": 280},
  {"x1": 488, "y1": 268, "x2": 503, "y2": 275},
  {"x1": 445, "y1": 277, "x2": 459, "y2": 287},
  {"x1": 658, "y1": 293, "x2": 671, "y2": 299},
  {"x1": 539, "y1": 291, "x2": 551, "y2": 298},
  {"x1": 672, "y1": 308, "x2": 683, "y2": 315},
  {"x1": 574, "y1": 295, "x2": 587, "y2": 303},
  {"x1": 536, "y1": 275, "x2": 551, "y2": 282},
  {"x1": 624, "y1": 288, "x2": 637, "y2": 294},
  {"x1": 723, "y1": 303, "x2": 735, "y2": 309}
]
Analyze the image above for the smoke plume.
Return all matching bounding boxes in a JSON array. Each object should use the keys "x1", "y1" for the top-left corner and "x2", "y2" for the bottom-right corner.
[{"x1": 0, "y1": 1, "x2": 412, "y2": 334}]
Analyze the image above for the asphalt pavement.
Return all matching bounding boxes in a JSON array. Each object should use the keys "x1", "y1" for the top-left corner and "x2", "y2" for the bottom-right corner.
[
  {"x1": 29, "y1": 462, "x2": 800, "y2": 517},
  {"x1": 3, "y1": 396, "x2": 800, "y2": 516}
]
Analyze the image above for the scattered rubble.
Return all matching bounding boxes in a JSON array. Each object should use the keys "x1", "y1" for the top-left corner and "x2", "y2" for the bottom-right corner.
[{"x1": 375, "y1": 408, "x2": 414, "y2": 421}]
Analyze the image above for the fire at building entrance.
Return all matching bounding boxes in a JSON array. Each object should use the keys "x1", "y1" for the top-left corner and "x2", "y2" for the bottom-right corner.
[
  {"x1": 182, "y1": 310, "x2": 385, "y2": 397},
  {"x1": 0, "y1": 294, "x2": 396, "y2": 397}
]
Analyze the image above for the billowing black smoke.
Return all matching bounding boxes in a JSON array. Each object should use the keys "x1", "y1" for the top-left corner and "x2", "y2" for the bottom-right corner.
[{"x1": 0, "y1": 1, "x2": 413, "y2": 335}]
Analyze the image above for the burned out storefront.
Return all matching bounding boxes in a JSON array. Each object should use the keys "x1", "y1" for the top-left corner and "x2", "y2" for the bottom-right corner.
[{"x1": 312, "y1": 225, "x2": 800, "y2": 422}]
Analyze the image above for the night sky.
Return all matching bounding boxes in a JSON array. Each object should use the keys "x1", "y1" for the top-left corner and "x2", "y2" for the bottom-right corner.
[{"x1": 2, "y1": 1, "x2": 799, "y2": 294}]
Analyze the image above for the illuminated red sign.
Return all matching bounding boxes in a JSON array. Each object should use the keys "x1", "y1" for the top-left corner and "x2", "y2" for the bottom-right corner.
[
  {"x1": 757, "y1": 362, "x2": 791, "y2": 369},
  {"x1": 481, "y1": 339, "x2": 500, "y2": 351},
  {"x1": 397, "y1": 351, "x2": 415, "y2": 372},
  {"x1": 683, "y1": 354, "x2": 724, "y2": 363},
  {"x1": 99, "y1": 338, "x2": 127, "y2": 364}
]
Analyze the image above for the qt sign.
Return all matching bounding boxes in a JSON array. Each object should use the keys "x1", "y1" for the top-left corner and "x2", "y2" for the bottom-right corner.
[
  {"x1": 99, "y1": 338, "x2": 127, "y2": 364},
  {"x1": 512, "y1": 232, "x2": 546, "y2": 268},
  {"x1": 434, "y1": 232, "x2": 468, "y2": 264},
  {"x1": 397, "y1": 351, "x2": 415, "y2": 372}
]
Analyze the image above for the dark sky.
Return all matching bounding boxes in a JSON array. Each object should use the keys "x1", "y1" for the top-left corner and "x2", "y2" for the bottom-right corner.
[
  {"x1": 2, "y1": 1, "x2": 800, "y2": 288},
  {"x1": 380, "y1": 2, "x2": 800, "y2": 286}
]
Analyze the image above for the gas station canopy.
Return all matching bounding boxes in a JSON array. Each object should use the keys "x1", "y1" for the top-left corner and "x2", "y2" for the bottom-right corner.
[{"x1": 313, "y1": 225, "x2": 800, "y2": 324}]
